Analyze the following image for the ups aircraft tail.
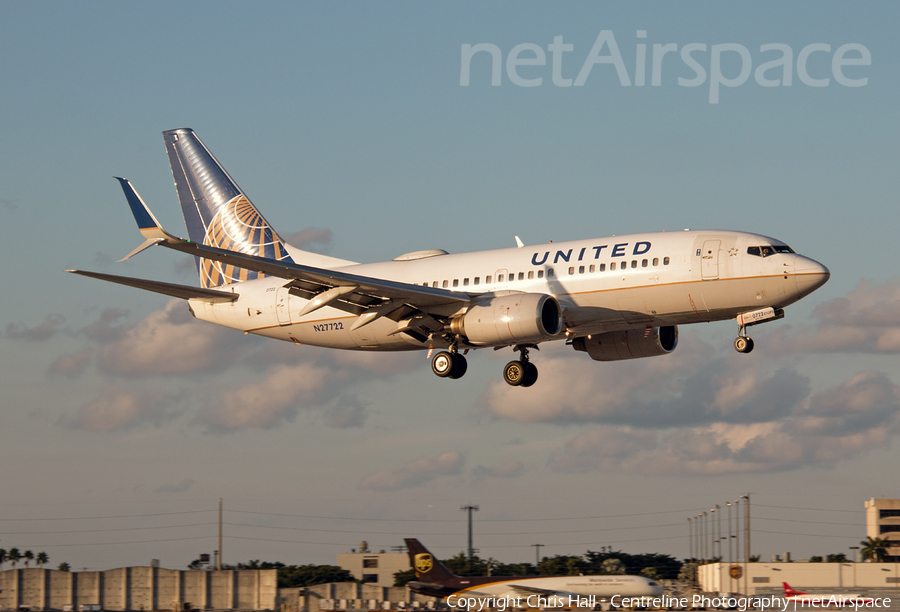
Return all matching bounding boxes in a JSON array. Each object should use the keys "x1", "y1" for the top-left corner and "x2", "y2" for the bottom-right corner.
[{"x1": 404, "y1": 538, "x2": 458, "y2": 584}]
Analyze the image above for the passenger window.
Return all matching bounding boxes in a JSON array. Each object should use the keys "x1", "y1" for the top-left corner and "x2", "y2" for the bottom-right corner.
[
  {"x1": 610, "y1": 262, "x2": 616, "y2": 271},
  {"x1": 432, "y1": 281, "x2": 438, "y2": 288},
  {"x1": 589, "y1": 265, "x2": 595, "y2": 273},
  {"x1": 664, "y1": 257, "x2": 670, "y2": 265},
  {"x1": 463, "y1": 278, "x2": 469, "y2": 286},
  {"x1": 631, "y1": 260, "x2": 637, "y2": 269},
  {"x1": 486, "y1": 275, "x2": 492, "y2": 283},
  {"x1": 453, "y1": 279, "x2": 459, "y2": 287},
  {"x1": 548, "y1": 268, "x2": 554, "y2": 277},
  {"x1": 652, "y1": 258, "x2": 659, "y2": 266},
  {"x1": 474, "y1": 277, "x2": 480, "y2": 285},
  {"x1": 518, "y1": 272, "x2": 524, "y2": 281},
  {"x1": 568, "y1": 267, "x2": 575, "y2": 275},
  {"x1": 579, "y1": 265, "x2": 585, "y2": 274},
  {"x1": 497, "y1": 274, "x2": 504, "y2": 282},
  {"x1": 537, "y1": 270, "x2": 544, "y2": 278},
  {"x1": 599, "y1": 263, "x2": 606, "y2": 272},
  {"x1": 442, "y1": 280, "x2": 448, "y2": 288},
  {"x1": 642, "y1": 259, "x2": 648, "y2": 268},
  {"x1": 527, "y1": 271, "x2": 534, "y2": 280}
]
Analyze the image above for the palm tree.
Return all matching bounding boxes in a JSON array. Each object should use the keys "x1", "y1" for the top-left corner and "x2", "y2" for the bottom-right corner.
[
  {"x1": 36, "y1": 552, "x2": 49, "y2": 568},
  {"x1": 23, "y1": 550, "x2": 34, "y2": 567},
  {"x1": 57, "y1": 562, "x2": 70, "y2": 572},
  {"x1": 8, "y1": 548, "x2": 21, "y2": 568},
  {"x1": 861, "y1": 536, "x2": 888, "y2": 562},
  {"x1": 0, "y1": 548, "x2": 7, "y2": 569}
]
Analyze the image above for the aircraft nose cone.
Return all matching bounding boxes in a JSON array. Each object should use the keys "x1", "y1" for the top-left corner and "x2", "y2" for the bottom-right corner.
[{"x1": 795, "y1": 258, "x2": 830, "y2": 296}]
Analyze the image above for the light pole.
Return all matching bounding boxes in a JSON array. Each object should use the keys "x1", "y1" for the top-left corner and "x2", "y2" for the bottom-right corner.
[
  {"x1": 532, "y1": 544, "x2": 544, "y2": 567},
  {"x1": 461, "y1": 505, "x2": 479, "y2": 559},
  {"x1": 688, "y1": 518, "x2": 694, "y2": 562}
]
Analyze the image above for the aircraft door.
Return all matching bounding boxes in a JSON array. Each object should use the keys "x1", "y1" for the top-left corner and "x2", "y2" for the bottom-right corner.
[
  {"x1": 701, "y1": 240, "x2": 721, "y2": 280},
  {"x1": 276, "y1": 286, "x2": 292, "y2": 326}
]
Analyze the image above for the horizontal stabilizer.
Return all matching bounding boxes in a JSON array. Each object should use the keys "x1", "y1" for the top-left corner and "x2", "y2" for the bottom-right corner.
[{"x1": 66, "y1": 270, "x2": 239, "y2": 303}]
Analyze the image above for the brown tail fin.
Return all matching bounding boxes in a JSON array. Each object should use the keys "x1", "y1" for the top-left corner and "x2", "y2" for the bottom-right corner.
[{"x1": 404, "y1": 538, "x2": 457, "y2": 583}]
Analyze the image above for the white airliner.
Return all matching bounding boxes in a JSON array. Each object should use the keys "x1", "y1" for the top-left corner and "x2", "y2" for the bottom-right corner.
[
  {"x1": 404, "y1": 538, "x2": 663, "y2": 603},
  {"x1": 69, "y1": 129, "x2": 830, "y2": 387}
]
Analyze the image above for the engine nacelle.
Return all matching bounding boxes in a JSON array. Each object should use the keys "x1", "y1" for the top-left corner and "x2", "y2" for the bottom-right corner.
[
  {"x1": 571, "y1": 326, "x2": 678, "y2": 361},
  {"x1": 452, "y1": 293, "x2": 563, "y2": 346}
]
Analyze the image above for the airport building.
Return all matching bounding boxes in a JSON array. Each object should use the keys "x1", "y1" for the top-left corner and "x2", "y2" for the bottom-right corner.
[
  {"x1": 336, "y1": 543, "x2": 411, "y2": 589},
  {"x1": 866, "y1": 498, "x2": 900, "y2": 562},
  {"x1": 0, "y1": 567, "x2": 277, "y2": 612},
  {"x1": 699, "y1": 561, "x2": 900, "y2": 596}
]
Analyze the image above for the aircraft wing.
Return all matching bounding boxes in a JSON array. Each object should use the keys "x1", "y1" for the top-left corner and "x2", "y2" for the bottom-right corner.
[
  {"x1": 66, "y1": 270, "x2": 239, "y2": 303},
  {"x1": 112, "y1": 178, "x2": 470, "y2": 334}
]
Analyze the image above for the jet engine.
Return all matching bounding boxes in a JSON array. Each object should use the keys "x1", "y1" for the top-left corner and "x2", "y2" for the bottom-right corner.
[
  {"x1": 571, "y1": 325, "x2": 678, "y2": 361},
  {"x1": 451, "y1": 293, "x2": 562, "y2": 346}
]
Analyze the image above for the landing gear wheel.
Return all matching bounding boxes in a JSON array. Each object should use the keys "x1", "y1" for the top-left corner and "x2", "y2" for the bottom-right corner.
[
  {"x1": 431, "y1": 351, "x2": 454, "y2": 377},
  {"x1": 734, "y1": 336, "x2": 754, "y2": 354},
  {"x1": 503, "y1": 361, "x2": 527, "y2": 386},
  {"x1": 448, "y1": 354, "x2": 468, "y2": 379},
  {"x1": 521, "y1": 362, "x2": 538, "y2": 387}
]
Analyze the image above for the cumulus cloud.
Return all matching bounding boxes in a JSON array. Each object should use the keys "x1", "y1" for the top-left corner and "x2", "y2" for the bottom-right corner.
[
  {"x1": 199, "y1": 362, "x2": 336, "y2": 431},
  {"x1": 480, "y1": 339, "x2": 808, "y2": 429},
  {"x1": 6, "y1": 314, "x2": 66, "y2": 341},
  {"x1": 769, "y1": 279, "x2": 900, "y2": 353},
  {"x1": 95, "y1": 300, "x2": 243, "y2": 376},
  {"x1": 65, "y1": 387, "x2": 177, "y2": 432},
  {"x1": 358, "y1": 451, "x2": 465, "y2": 491},
  {"x1": 472, "y1": 461, "x2": 526, "y2": 480},
  {"x1": 48, "y1": 349, "x2": 94, "y2": 377},
  {"x1": 322, "y1": 395, "x2": 370, "y2": 429},
  {"x1": 546, "y1": 370, "x2": 900, "y2": 475},
  {"x1": 83, "y1": 308, "x2": 129, "y2": 343}
]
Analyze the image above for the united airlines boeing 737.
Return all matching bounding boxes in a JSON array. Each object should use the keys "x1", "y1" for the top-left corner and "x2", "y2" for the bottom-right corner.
[{"x1": 69, "y1": 129, "x2": 829, "y2": 387}]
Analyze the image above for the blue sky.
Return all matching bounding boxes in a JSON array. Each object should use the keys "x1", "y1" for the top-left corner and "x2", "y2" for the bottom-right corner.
[{"x1": 1, "y1": 2, "x2": 899, "y2": 571}]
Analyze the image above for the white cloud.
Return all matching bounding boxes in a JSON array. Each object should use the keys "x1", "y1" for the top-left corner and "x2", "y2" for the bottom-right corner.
[
  {"x1": 358, "y1": 451, "x2": 465, "y2": 491},
  {"x1": 472, "y1": 461, "x2": 526, "y2": 480},
  {"x1": 48, "y1": 349, "x2": 94, "y2": 377},
  {"x1": 769, "y1": 279, "x2": 900, "y2": 353},
  {"x1": 66, "y1": 387, "x2": 175, "y2": 432},
  {"x1": 6, "y1": 314, "x2": 66, "y2": 341},
  {"x1": 199, "y1": 362, "x2": 336, "y2": 430},
  {"x1": 95, "y1": 300, "x2": 243, "y2": 376}
]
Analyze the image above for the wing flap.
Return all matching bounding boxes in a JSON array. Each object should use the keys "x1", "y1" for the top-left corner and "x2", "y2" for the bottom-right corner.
[{"x1": 67, "y1": 270, "x2": 239, "y2": 303}]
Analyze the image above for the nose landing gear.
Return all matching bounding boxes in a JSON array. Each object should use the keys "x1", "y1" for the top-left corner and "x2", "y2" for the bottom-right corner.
[
  {"x1": 734, "y1": 334, "x2": 754, "y2": 354},
  {"x1": 504, "y1": 345, "x2": 538, "y2": 387}
]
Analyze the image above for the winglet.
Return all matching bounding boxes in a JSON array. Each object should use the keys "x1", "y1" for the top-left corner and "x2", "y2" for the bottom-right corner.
[{"x1": 114, "y1": 177, "x2": 181, "y2": 260}]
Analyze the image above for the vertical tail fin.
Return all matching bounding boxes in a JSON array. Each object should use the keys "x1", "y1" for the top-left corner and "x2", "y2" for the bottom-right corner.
[
  {"x1": 783, "y1": 583, "x2": 806, "y2": 597},
  {"x1": 162, "y1": 128, "x2": 293, "y2": 288},
  {"x1": 404, "y1": 539, "x2": 458, "y2": 583}
]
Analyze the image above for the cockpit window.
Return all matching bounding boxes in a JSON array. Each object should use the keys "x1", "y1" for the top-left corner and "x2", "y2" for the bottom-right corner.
[{"x1": 748, "y1": 245, "x2": 794, "y2": 257}]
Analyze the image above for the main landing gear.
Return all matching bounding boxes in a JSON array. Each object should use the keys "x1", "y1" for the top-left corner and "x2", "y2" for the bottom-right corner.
[
  {"x1": 503, "y1": 345, "x2": 538, "y2": 387},
  {"x1": 431, "y1": 346, "x2": 468, "y2": 379}
]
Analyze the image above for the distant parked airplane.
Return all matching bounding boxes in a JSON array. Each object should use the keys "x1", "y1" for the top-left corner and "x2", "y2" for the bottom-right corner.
[
  {"x1": 403, "y1": 538, "x2": 662, "y2": 603},
  {"x1": 782, "y1": 582, "x2": 877, "y2": 606},
  {"x1": 70, "y1": 129, "x2": 829, "y2": 386}
]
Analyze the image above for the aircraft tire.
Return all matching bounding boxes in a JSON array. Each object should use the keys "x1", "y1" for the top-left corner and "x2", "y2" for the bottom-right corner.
[
  {"x1": 503, "y1": 361, "x2": 526, "y2": 386},
  {"x1": 448, "y1": 354, "x2": 468, "y2": 379},
  {"x1": 521, "y1": 362, "x2": 538, "y2": 387},
  {"x1": 734, "y1": 336, "x2": 754, "y2": 353},
  {"x1": 431, "y1": 351, "x2": 454, "y2": 377}
]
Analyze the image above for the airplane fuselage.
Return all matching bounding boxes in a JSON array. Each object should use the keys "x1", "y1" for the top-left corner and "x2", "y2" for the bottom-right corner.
[{"x1": 187, "y1": 229, "x2": 828, "y2": 351}]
